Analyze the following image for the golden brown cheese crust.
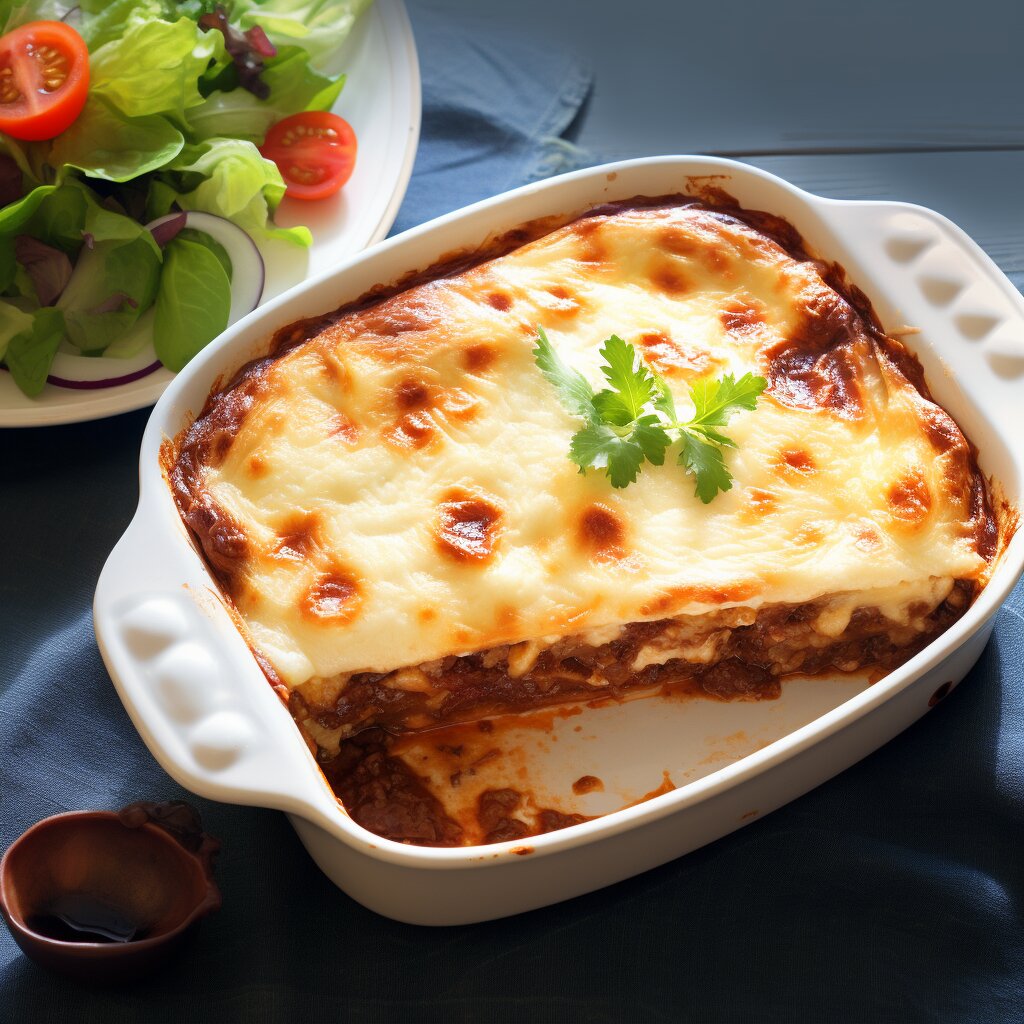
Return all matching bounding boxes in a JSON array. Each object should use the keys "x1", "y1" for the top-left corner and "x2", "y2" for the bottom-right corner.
[{"x1": 168, "y1": 194, "x2": 998, "y2": 739}]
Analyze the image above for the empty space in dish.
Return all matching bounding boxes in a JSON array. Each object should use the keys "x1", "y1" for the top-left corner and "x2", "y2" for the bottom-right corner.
[{"x1": 372, "y1": 676, "x2": 872, "y2": 843}]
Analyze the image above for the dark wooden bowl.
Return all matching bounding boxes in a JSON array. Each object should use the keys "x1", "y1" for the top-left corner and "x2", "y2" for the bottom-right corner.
[{"x1": 0, "y1": 802, "x2": 221, "y2": 983}]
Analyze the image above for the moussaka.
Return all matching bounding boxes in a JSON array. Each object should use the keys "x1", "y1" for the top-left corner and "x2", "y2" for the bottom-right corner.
[{"x1": 168, "y1": 196, "x2": 998, "y2": 761}]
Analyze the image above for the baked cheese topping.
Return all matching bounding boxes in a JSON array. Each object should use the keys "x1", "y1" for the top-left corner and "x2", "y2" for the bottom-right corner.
[{"x1": 171, "y1": 198, "x2": 992, "y2": 691}]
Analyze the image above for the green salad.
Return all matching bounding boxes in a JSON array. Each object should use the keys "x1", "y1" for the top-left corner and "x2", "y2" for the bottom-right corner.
[{"x1": 0, "y1": 0, "x2": 370, "y2": 396}]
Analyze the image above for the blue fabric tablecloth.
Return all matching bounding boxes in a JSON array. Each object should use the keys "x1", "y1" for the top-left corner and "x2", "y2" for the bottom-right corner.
[{"x1": 3, "y1": 3, "x2": 1024, "y2": 1022}]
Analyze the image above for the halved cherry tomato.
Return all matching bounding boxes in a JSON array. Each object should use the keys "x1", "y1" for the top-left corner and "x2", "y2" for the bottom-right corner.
[
  {"x1": 261, "y1": 111, "x2": 357, "y2": 201},
  {"x1": 0, "y1": 21, "x2": 90, "y2": 142}
]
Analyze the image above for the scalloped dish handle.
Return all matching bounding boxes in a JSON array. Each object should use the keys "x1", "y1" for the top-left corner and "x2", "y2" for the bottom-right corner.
[
  {"x1": 93, "y1": 508, "x2": 343, "y2": 833},
  {"x1": 813, "y1": 199, "x2": 1024, "y2": 455}
]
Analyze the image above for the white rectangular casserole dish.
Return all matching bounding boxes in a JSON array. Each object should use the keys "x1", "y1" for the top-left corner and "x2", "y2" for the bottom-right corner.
[{"x1": 94, "y1": 156, "x2": 1024, "y2": 925}]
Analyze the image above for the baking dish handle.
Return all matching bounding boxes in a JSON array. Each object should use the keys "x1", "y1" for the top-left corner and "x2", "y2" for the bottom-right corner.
[
  {"x1": 811, "y1": 197, "x2": 1024, "y2": 446},
  {"x1": 94, "y1": 505, "x2": 344, "y2": 833}
]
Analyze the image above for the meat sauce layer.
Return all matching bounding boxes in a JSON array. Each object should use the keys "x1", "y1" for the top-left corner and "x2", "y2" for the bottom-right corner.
[{"x1": 319, "y1": 583, "x2": 972, "y2": 847}]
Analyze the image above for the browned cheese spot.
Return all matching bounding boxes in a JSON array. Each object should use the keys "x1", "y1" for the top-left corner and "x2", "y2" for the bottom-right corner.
[
  {"x1": 396, "y1": 378, "x2": 430, "y2": 410},
  {"x1": 773, "y1": 448, "x2": 817, "y2": 481},
  {"x1": 648, "y1": 258, "x2": 690, "y2": 297},
  {"x1": 577, "y1": 503, "x2": 627, "y2": 562},
  {"x1": 185, "y1": 493, "x2": 249, "y2": 580},
  {"x1": 538, "y1": 284, "x2": 584, "y2": 321},
  {"x1": 435, "y1": 488, "x2": 504, "y2": 564},
  {"x1": 640, "y1": 580, "x2": 761, "y2": 617},
  {"x1": 639, "y1": 331, "x2": 721, "y2": 378},
  {"x1": 247, "y1": 453, "x2": 269, "y2": 478},
  {"x1": 487, "y1": 291, "x2": 512, "y2": 312},
  {"x1": 463, "y1": 343, "x2": 497, "y2": 372},
  {"x1": 212, "y1": 430, "x2": 234, "y2": 462},
  {"x1": 721, "y1": 295, "x2": 768, "y2": 335},
  {"x1": 230, "y1": 577, "x2": 260, "y2": 612},
  {"x1": 438, "y1": 387, "x2": 479, "y2": 422},
  {"x1": 920, "y1": 404, "x2": 967, "y2": 456},
  {"x1": 385, "y1": 375, "x2": 437, "y2": 449},
  {"x1": 329, "y1": 412, "x2": 359, "y2": 445},
  {"x1": 384, "y1": 411, "x2": 436, "y2": 451},
  {"x1": 793, "y1": 521, "x2": 825, "y2": 547},
  {"x1": 853, "y1": 523, "x2": 882, "y2": 552},
  {"x1": 658, "y1": 221, "x2": 731, "y2": 275},
  {"x1": 764, "y1": 288, "x2": 867, "y2": 418},
  {"x1": 743, "y1": 488, "x2": 778, "y2": 519},
  {"x1": 657, "y1": 225, "x2": 701, "y2": 259},
  {"x1": 385, "y1": 377, "x2": 478, "y2": 449},
  {"x1": 496, "y1": 605, "x2": 519, "y2": 628},
  {"x1": 301, "y1": 570, "x2": 362, "y2": 624},
  {"x1": 418, "y1": 608, "x2": 438, "y2": 623},
  {"x1": 273, "y1": 511, "x2": 321, "y2": 561},
  {"x1": 887, "y1": 469, "x2": 933, "y2": 526},
  {"x1": 358, "y1": 295, "x2": 436, "y2": 338},
  {"x1": 573, "y1": 219, "x2": 607, "y2": 265}
]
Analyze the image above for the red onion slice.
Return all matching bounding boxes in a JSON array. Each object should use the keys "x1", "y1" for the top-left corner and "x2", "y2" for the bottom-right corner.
[
  {"x1": 47, "y1": 361, "x2": 163, "y2": 390},
  {"x1": 36, "y1": 213, "x2": 266, "y2": 391}
]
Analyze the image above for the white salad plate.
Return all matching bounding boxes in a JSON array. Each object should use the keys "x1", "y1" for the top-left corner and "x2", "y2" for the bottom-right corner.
[
  {"x1": 0, "y1": 0, "x2": 420, "y2": 429},
  {"x1": 94, "y1": 156, "x2": 1024, "y2": 925}
]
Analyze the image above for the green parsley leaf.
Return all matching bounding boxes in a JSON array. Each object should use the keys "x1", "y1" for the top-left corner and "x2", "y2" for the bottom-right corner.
[
  {"x1": 532, "y1": 326, "x2": 595, "y2": 419},
  {"x1": 688, "y1": 424, "x2": 738, "y2": 449},
  {"x1": 651, "y1": 369, "x2": 678, "y2": 422},
  {"x1": 533, "y1": 327, "x2": 766, "y2": 500},
  {"x1": 678, "y1": 432, "x2": 734, "y2": 504},
  {"x1": 633, "y1": 413, "x2": 672, "y2": 467},
  {"x1": 595, "y1": 334, "x2": 656, "y2": 420},
  {"x1": 569, "y1": 420, "x2": 647, "y2": 488},
  {"x1": 688, "y1": 372, "x2": 766, "y2": 427}
]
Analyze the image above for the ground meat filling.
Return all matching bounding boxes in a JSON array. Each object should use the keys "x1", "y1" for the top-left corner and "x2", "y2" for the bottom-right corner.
[{"x1": 294, "y1": 582, "x2": 973, "y2": 754}]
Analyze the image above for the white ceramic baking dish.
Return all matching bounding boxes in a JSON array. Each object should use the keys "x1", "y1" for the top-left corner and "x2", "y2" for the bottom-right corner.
[{"x1": 94, "y1": 156, "x2": 1024, "y2": 925}]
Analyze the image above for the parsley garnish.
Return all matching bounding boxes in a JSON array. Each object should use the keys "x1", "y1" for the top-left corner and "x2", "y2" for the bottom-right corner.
[{"x1": 532, "y1": 327, "x2": 767, "y2": 502}]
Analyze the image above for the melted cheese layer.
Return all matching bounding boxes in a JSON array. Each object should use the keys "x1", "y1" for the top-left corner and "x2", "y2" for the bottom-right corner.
[{"x1": 173, "y1": 199, "x2": 991, "y2": 688}]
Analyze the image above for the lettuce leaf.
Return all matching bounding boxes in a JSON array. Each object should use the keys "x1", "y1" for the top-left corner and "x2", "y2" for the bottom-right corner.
[
  {"x1": 74, "y1": 0, "x2": 221, "y2": 48},
  {"x1": 1, "y1": 1, "x2": 75, "y2": 34},
  {"x1": 0, "y1": 184, "x2": 57, "y2": 235},
  {"x1": 20, "y1": 180, "x2": 153, "y2": 260},
  {"x1": 178, "y1": 226, "x2": 233, "y2": 280},
  {"x1": 0, "y1": 301, "x2": 35, "y2": 362},
  {"x1": 165, "y1": 139, "x2": 311, "y2": 245},
  {"x1": 23, "y1": 186, "x2": 88, "y2": 254},
  {"x1": 153, "y1": 235, "x2": 231, "y2": 371},
  {"x1": 4, "y1": 307, "x2": 65, "y2": 396},
  {"x1": 230, "y1": 0, "x2": 373, "y2": 70},
  {"x1": 185, "y1": 46, "x2": 346, "y2": 142},
  {"x1": 89, "y1": 16, "x2": 223, "y2": 120},
  {"x1": 49, "y1": 98, "x2": 185, "y2": 182},
  {"x1": 57, "y1": 234, "x2": 161, "y2": 351}
]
